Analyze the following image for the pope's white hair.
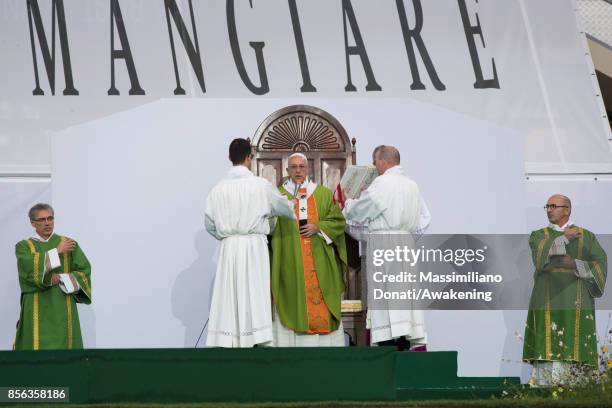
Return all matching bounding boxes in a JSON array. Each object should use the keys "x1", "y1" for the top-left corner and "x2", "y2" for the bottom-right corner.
[{"x1": 288, "y1": 152, "x2": 308, "y2": 161}]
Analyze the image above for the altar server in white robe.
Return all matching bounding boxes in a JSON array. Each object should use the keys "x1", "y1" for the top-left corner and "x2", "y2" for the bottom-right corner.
[
  {"x1": 205, "y1": 138, "x2": 295, "y2": 347},
  {"x1": 343, "y1": 145, "x2": 431, "y2": 350}
]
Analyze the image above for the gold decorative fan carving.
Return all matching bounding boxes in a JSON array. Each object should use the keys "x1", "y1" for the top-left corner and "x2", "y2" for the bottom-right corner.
[{"x1": 261, "y1": 113, "x2": 342, "y2": 151}]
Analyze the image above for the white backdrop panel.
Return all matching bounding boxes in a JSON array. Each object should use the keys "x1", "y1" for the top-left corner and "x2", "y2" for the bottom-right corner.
[{"x1": 50, "y1": 98, "x2": 523, "y2": 356}]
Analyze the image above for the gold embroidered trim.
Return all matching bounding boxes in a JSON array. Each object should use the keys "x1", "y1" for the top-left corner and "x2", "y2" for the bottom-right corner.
[
  {"x1": 578, "y1": 228, "x2": 584, "y2": 259},
  {"x1": 593, "y1": 262, "x2": 605, "y2": 291},
  {"x1": 27, "y1": 240, "x2": 41, "y2": 287},
  {"x1": 536, "y1": 231, "x2": 548, "y2": 270},
  {"x1": 60, "y1": 236, "x2": 73, "y2": 349},
  {"x1": 76, "y1": 271, "x2": 91, "y2": 297},
  {"x1": 33, "y1": 293, "x2": 39, "y2": 350},
  {"x1": 33, "y1": 252, "x2": 40, "y2": 286},
  {"x1": 574, "y1": 280, "x2": 582, "y2": 361},
  {"x1": 66, "y1": 295, "x2": 73, "y2": 349},
  {"x1": 545, "y1": 281, "x2": 551, "y2": 359},
  {"x1": 60, "y1": 236, "x2": 69, "y2": 274}
]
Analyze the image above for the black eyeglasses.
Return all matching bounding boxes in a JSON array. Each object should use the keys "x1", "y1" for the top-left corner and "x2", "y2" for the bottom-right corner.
[
  {"x1": 288, "y1": 164, "x2": 307, "y2": 170},
  {"x1": 544, "y1": 204, "x2": 568, "y2": 210},
  {"x1": 33, "y1": 216, "x2": 54, "y2": 223}
]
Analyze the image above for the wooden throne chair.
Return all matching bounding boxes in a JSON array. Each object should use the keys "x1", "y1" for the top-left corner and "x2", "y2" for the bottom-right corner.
[{"x1": 250, "y1": 104, "x2": 367, "y2": 346}]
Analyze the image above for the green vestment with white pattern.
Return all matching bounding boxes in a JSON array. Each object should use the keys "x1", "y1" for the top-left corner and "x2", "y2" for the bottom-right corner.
[{"x1": 523, "y1": 227, "x2": 607, "y2": 366}]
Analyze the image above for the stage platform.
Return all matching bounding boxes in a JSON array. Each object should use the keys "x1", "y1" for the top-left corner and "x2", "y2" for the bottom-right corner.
[{"x1": 0, "y1": 348, "x2": 519, "y2": 404}]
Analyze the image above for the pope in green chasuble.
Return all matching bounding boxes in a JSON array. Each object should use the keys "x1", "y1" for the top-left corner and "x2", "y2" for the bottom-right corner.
[
  {"x1": 271, "y1": 183, "x2": 347, "y2": 334},
  {"x1": 271, "y1": 154, "x2": 347, "y2": 337}
]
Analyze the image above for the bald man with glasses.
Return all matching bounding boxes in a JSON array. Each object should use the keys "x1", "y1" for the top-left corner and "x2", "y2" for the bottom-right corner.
[{"x1": 523, "y1": 194, "x2": 607, "y2": 385}]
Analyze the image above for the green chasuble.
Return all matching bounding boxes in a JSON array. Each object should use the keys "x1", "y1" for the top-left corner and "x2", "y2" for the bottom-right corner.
[
  {"x1": 271, "y1": 185, "x2": 347, "y2": 333},
  {"x1": 14, "y1": 234, "x2": 92, "y2": 350},
  {"x1": 523, "y1": 227, "x2": 607, "y2": 366}
]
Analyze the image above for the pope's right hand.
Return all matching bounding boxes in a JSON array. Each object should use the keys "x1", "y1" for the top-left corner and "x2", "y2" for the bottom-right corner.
[{"x1": 57, "y1": 239, "x2": 76, "y2": 254}]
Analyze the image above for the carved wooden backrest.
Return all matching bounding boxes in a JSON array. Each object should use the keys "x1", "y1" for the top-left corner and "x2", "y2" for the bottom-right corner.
[
  {"x1": 251, "y1": 105, "x2": 355, "y2": 189},
  {"x1": 253, "y1": 106, "x2": 365, "y2": 342}
]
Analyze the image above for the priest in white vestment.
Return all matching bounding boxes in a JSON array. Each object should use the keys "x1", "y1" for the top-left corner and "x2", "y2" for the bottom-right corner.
[
  {"x1": 204, "y1": 138, "x2": 295, "y2": 347},
  {"x1": 343, "y1": 145, "x2": 431, "y2": 350}
]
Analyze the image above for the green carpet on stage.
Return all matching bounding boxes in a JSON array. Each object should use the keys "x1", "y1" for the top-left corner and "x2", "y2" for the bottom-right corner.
[
  {"x1": 0, "y1": 348, "x2": 519, "y2": 403},
  {"x1": 0, "y1": 348, "x2": 396, "y2": 403}
]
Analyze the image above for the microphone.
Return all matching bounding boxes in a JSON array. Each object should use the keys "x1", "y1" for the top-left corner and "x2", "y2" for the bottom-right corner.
[
  {"x1": 293, "y1": 182, "x2": 302, "y2": 200},
  {"x1": 194, "y1": 317, "x2": 209, "y2": 348}
]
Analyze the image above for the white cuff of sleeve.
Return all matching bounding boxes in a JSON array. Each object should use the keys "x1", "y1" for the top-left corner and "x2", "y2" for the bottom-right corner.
[
  {"x1": 58, "y1": 273, "x2": 81, "y2": 294},
  {"x1": 318, "y1": 230, "x2": 333, "y2": 245},
  {"x1": 345, "y1": 221, "x2": 368, "y2": 242},
  {"x1": 46, "y1": 248, "x2": 61, "y2": 271},
  {"x1": 575, "y1": 260, "x2": 594, "y2": 280},
  {"x1": 268, "y1": 217, "x2": 278, "y2": 233}
]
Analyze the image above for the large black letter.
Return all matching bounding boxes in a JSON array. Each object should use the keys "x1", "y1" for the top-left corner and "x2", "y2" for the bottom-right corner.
[
  {"x1": 342, "y1": 0, "x2": 381, "y2": 92},
  {"x1": 457, "y1": 0, "x2": 499, "y2": 89},
  {"x1": 227, "y1": 0, "x2": 269, "y2": 95},
  {"x1": 164, "y1": 0, "x2": 206, "y2": 95},
  {"x1": 109, "y1": 0, "x2": 145, "y2": 95},
  {"x1": 288, "y1": 0, "x2": 316, "y2": 92},
  {"x1": 26, "y1": 0, "x2": 78, "y2": 95},
  {"x1": 396, "y1": 0, "x2": 445, "y2": 90}
]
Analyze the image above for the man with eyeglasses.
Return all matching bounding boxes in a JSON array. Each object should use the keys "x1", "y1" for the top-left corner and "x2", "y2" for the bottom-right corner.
[
  {"x1": 14, "y1": 203, "x2": 91, "y2": 350},
  {"x1": 269, "y1": 152, "x2": 347, "y2": 346},
  {"x1": 523, "y1": 194, "x2": 607, "y2": 385},
  {"x1": 343, "y1": 145, "x2": 431, "y2": 351},
  {"x1": 204, "y1": 138, "x2": 295, "y2": 347}
]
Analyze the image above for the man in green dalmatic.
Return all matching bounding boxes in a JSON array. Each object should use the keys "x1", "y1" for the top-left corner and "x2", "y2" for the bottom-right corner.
[
  {"x1": 270, "y1": 153, "x2": 347, "y2": 346},
  {"x1": 14, "y1": 203, "x2": 92, "y2": 350},
  {"x1": 523, "y1": 194, "x2": 607, "y2": 384}
]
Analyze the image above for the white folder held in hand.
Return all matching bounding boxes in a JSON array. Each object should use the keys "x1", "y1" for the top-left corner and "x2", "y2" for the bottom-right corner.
[{"x1": 58, "y1": 273, "x2": 80, "y2": 294}]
